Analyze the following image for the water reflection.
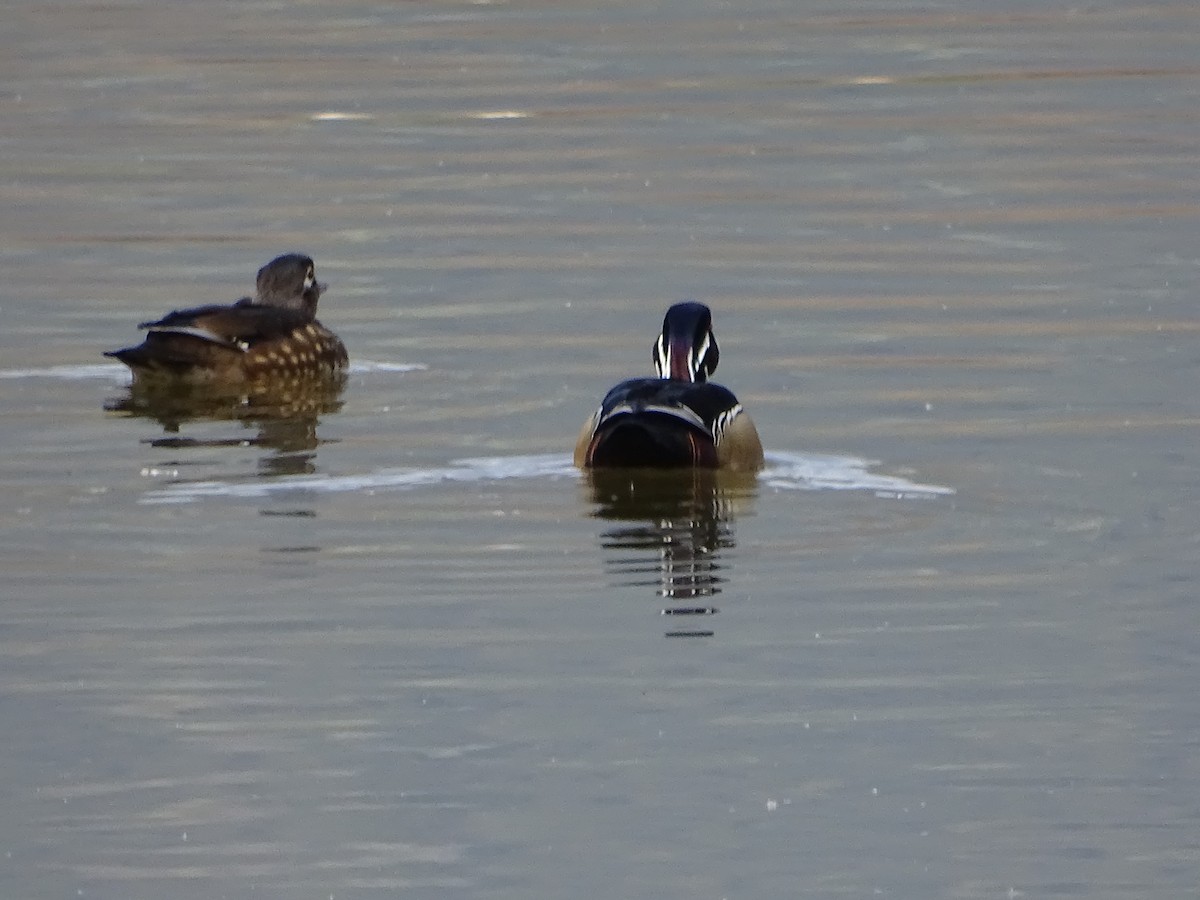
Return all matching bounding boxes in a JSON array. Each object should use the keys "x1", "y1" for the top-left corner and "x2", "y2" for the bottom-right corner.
[
  {"x1": 585, "y1": 468, "x2": 758, "y2": 638},
  {"x1": 104, "y1": 374, "x2": 346, "y2": 478}
]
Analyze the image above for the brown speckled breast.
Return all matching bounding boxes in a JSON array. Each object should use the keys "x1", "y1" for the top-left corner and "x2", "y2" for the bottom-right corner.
[{"x1": 241, "y1": 321, "x2": 349, "y2": 379}]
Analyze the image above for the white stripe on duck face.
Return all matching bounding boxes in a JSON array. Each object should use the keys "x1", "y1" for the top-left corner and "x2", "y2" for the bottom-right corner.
[
  {"x1": 691, "y1": 331, "x2": 711, "y2": 381},
  {"x1": 653, "y1": 331, "x2": 709, "y2": 382}
]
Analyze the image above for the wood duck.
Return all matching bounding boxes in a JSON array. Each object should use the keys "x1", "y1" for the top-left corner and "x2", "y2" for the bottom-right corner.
[
  {"x1": 574, "y1": 301, "x2": 764, "y2": 471},
  {"x1": 105, "y1": 253, "x2": 348, "y2": 383}
]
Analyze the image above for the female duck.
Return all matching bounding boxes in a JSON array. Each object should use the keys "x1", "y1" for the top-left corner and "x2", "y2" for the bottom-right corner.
[
  {"x1": 105, "y1": 253, "x2": 348, "y2": 383},
  {"x1": 574, "y1": 301, "x2": 764, "y2": 471}
]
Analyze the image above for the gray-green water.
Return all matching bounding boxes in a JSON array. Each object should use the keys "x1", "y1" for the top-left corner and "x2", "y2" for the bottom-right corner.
[{"x1": 2, "y1": 2, "x2": 1198, "y2": 897}]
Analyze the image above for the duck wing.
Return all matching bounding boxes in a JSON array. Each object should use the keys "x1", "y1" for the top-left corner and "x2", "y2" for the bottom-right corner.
[
  {"x1": 596, "y1": 378, "x2": 741, "y2": 433},
  {"x1": 582, "y1": 378, "x2": 745, "y2": 468},
  {"x1": 138, "y1": 299, "x2": 312, "y2": 349},
  {"x1": 106, "y1": 301, "x2": 324, "y2": 379}
]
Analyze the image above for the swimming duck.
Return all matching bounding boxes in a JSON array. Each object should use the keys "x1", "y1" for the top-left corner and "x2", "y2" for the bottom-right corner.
[
  {"x1": 574, "y1": 301, "x2": 764, "y2": 471},
  {"x1": 105, "y1": 253, "x2": 348, "y2": 383}
]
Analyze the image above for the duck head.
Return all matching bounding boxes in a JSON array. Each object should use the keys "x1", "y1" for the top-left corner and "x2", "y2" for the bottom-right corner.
[
  {"x1": 254, "y1": 253, "x2": 326, "y2": 315},
  {"x1": 652, "y1": 301, "x2": 719, "y2": 383}
]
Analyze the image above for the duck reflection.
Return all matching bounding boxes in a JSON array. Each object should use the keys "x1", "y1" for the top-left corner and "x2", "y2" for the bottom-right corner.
[
  {"x1": 104, "y1": 373, "x2": 346, "y2": 478},
  {"x1": 585, "y1": 468, "x2": 757, "y2": 638}
]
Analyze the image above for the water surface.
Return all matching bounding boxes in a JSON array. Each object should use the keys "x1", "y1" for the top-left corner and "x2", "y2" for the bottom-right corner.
[{"x1": 2, "y1": 1, "x2": 1198, "y2": 898}]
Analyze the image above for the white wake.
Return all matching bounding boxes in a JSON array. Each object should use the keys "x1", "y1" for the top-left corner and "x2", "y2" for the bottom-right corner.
[{"x1": 142, "y1": 451, "x2": 952, "y2": 504}]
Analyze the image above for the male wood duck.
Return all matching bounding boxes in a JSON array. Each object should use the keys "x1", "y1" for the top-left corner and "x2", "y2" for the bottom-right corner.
[
  {"x1": 574, "y1": 301, "x2": 764, "y2": 471},
  {"x1": 105, "y1": 253, "x2": 348, "y2": 383}
]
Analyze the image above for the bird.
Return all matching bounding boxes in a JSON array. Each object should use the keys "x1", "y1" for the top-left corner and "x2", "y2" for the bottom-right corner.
[
  {"x1": 574, "y1": 301, "x2": 764, "y2": 471},
  {"x1": 105, "y1": 253, "x2": 348, "y2": 383}
]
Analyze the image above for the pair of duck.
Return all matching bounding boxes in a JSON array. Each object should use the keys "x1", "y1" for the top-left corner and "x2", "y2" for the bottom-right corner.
[{"x1": 107, "y1": 254, "x2": 764, "y2": 472}]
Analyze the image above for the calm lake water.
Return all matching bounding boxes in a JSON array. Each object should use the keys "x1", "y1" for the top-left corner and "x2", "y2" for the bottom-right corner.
[{"x1": 3, "y1": 1, "x2": 1199, "y2": 898}]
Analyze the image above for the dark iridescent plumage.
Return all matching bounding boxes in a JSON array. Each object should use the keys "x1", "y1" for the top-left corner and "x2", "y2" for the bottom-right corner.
[{"x1": 575, "y1": 302, "x2": 763, "y2": 471}]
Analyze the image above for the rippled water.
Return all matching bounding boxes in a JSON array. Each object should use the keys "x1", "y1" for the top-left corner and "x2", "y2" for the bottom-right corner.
[{"x1": 2, "y1": 1, "x2": 1199, "y2": 898}]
